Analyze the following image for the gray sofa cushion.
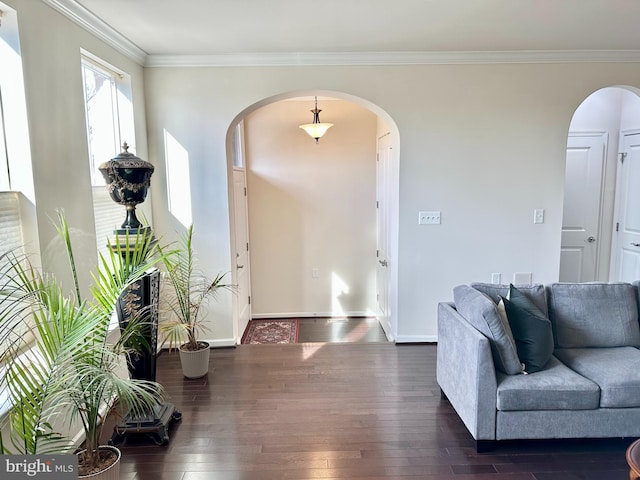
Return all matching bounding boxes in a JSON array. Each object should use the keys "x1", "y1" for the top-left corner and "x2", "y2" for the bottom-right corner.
[
  {"x1": 496, "y1": 356, "x2": 600, "y2": 411},
  {"x1": 453, "y1": 285, "x2": 523, "y2": 375},
  {"x1": 554, "y1": 347, "x2": 640, "y2": 408},
  {"x1": 547, "y1": 283, "x2": 640, "y2": 348},
  {"x1": 471, "y1": 282, "x2": 548, "y2": 317}
]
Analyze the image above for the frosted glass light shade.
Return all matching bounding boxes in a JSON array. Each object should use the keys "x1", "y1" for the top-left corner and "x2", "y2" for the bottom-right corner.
[
  {"x1": 299, "y1": 122, "x2": 333, "y2": 141},
  {"x1": 299, "y1": 96, "x2": 334, "y2": 143}
]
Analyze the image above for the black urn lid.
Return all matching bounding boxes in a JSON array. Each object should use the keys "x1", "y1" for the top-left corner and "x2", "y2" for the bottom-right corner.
[{"x1": 101, "y1": 142, "x2": 154, "y2": 171}]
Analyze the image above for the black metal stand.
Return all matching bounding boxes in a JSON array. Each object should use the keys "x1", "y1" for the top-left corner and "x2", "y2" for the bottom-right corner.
[
  {"x1": 110, "y1": 403, "x2": 182, "y2": 446},
  {"x1": 111, "y1": 266, "x2": 182, "y2": 446}
]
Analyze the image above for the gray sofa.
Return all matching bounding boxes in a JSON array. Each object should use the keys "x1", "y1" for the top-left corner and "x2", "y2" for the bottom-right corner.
[{"x1": 437, "y1": 281, "x2": 640, "y2": 452}]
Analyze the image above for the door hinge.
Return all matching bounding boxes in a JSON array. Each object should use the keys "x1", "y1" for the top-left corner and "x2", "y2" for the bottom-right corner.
[
  {"x1": 616, "y1": 222, "x2": 620, "y2": 232},
  {"x1": 376, "y1": 201, "x2": 379, "y2": 208},
  {"x1": 244, "y1": 187, "x2": 247, "y2": 196},
  {"x1": 248, "y1": 295, "x2": 251, "y2": 305},
  {"x1": 376, "y1": 249, "x2": 379, "y2": 258},
  {"x1": 620, "y1": 152, "x2": 627, "y2": 164},
  {"x1": 246, "y1": 242, "x2": 249, "y2": 251},
  {"x1": 376, "y1": 153, "x2": 379, "y2": 162}
]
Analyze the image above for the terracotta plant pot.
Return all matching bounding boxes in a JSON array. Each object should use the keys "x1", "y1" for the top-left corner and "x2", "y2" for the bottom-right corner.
[
  {"x1": 178, "y1": 341, "x2": 210, "y2": 378},
  {"x1": 78, "y1": 445, "x2": 121, "y2": 480}
]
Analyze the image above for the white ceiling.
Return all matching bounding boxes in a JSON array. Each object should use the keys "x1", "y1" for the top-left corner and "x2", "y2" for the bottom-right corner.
[{"x1": 65, "y1": 0, "x2": 640, "y2": 59}]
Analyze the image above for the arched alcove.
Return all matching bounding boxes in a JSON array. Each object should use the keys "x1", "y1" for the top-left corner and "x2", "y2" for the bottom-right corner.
[
  {"x1": 225, "y1": 91, "x2": 401, "y2": 343},
  {"x1": 560, "y1": 86, "x2": 640, "y2": 283}
]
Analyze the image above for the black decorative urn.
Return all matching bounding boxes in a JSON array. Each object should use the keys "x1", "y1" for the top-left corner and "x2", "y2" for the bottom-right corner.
[{"x1": 98, "y1": 142, "x2": 154, "y2": 231}]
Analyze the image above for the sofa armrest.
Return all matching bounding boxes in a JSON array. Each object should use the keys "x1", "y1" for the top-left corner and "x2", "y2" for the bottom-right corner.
[{"x1": 437, "y1": 302, "x2": 497, "y2": 441}]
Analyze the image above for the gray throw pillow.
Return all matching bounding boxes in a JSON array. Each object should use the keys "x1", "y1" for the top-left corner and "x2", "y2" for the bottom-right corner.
[
  {"x1": 453, "y1": 285, "x2": 523, "y2": 375},
  {"x1": 503, "y1": 285, "x2": 554, "y2": 373},
  {"x1": 471, "y1": 282, "x2": 548, "y2": 317}
]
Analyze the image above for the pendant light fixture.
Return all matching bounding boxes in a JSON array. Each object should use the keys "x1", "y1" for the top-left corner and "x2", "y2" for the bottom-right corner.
[{"x1": 299, "y1": 96, "x2": 333, "y2": 143}]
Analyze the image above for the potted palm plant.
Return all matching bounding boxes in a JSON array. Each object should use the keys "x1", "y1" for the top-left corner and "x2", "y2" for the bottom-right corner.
[
  {"x1": 159, "y1": 225, "x2": 232, "y2": 378},
  {"x1": 0, "y1": 213, "x2": 167, "y2": 479}
]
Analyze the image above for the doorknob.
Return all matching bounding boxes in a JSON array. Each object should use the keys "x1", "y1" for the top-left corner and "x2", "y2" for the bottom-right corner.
[
  {"x1": 378, "y1": 259, "x2": 388, "y2": 267},
  {"x1": 631, "y1": 243, "x2": 640, "y2": 248},
  {"x1": 587, "y1": 236, "x2": 596, "y2": 243},
  {"x1": 237, "y1": 264, "x2": 244, "y2": 269}
]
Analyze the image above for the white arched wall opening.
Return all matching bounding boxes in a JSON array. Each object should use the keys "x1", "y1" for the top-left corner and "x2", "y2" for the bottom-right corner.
[
  {"x1": 225, "y1": 90, "x2": 401, "y2": 344},
  {"x1": 560, "y1": 85, "x2": 640, "y2": 283}
]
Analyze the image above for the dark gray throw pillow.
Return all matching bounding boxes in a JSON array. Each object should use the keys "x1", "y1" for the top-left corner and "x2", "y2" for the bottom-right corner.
[{"x1": 503, "y1": 285, "x2": 554, "y2": 373}]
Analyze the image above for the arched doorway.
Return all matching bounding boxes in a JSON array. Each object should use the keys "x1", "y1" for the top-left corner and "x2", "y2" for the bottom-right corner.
[
  {"x1": 225, "y1": 91, "x2": 400, "y2": 343},
  {"x1": 560, "y1": 86, "x2": 640, "y2": 282}
]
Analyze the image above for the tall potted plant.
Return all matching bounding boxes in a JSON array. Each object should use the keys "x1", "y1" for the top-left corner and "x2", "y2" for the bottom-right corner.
[
  {"x1": 159, "y1": 225, "x2": 232, "y2": 378},
  {"x1": 0, "y1": 213, "x2": 167, "y2": 479}
]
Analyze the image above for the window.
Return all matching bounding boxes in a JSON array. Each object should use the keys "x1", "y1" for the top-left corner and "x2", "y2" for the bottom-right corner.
[
  {"x1": 0, "y1": 4, "x2": 35, "y2": 419},
  {"x1": 81, "y1": 56, "x2": 124, "y2": 186},
  {"x1": 0, "y1": 4, "x2": 31, "y2": 258},
  {"x1": 0, "y1": 89, "x2": 20, "y2": 252},
  {"x1": 80, "y1": 53, "x2": 136, "y2": 254},
  {"x1": 0, "y1": 89, "x2": 21, "y2": 254},
  {"x1": 232, "y1": 120, "x2": 245, "y2": 169},
  {"x1": 0, "y1": 86, "x2": 9, "y2": 191},
  {"x1": 0, "y1": 192, "x2": 23, "y2": 253}
]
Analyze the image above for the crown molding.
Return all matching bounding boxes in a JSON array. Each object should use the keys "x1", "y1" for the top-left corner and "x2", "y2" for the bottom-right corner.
[
  {"x1": 42, "y1": 2, "x2": 640, "y2": 68},
  {"x1": 42, "y1": 0, "x2": 147, "y2": 65},
  {"x1": 145, "y1": 50, "x2": 640, "y2": 68}
]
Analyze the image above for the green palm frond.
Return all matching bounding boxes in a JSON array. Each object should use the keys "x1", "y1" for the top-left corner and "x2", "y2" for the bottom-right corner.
[
  {"x1": 0, "y1": 211, "x2": 169, "y2": 470},
  {"x1": 158, "y1": 225, "x2": 234, "y2": 351}
]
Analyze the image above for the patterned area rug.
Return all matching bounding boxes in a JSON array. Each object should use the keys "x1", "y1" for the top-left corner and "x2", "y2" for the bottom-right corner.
[{"x1": 241, "y1": 319, "x2": 299, "y2": 344}]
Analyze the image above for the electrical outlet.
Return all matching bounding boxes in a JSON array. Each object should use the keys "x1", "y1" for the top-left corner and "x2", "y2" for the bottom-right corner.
[
  {"x1": 513, "y1": 272, "x2": 532, "y2": 284},
  {"x1": 491, "y1": 273, "x2": 501, "y2": 284},
  {"x1": 418, "y1": 211, "x2": 441, "y2": 225},
  {"x1": 311, "y1": 268, "x2": 319, "y2": 278}
]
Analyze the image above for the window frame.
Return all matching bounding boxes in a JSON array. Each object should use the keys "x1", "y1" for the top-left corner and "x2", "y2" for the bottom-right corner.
[{"x1": 80, "y1": 51, "x2": 137, "y2": 256}]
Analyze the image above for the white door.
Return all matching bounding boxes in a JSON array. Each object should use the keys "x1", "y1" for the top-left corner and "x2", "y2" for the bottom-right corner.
[
  {"x1": 559, "y1": 133, "x2": 606, "y2": 282},
  {"x1": 233, "y1": 168, "x2": 251, "y2": 339},
  {"x1": 376, "y1": 133, "x2": 392, "y2": 335},
  {"x1": 612, "y1": 133, "x2": 640, "y2": 282}
]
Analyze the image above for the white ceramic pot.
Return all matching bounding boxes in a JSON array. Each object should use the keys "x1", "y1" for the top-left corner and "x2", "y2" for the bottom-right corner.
[
  {"x1": 179, "y1": 341, "x2": 210, "y2": 378},
  {"x1": 78, "y1": 445, "x2": 121, "y2": 480}
]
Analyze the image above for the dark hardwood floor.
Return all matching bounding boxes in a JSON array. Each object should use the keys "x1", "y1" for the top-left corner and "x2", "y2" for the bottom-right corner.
[
  {"x1": 114, "y1": 343, "x2": 633, "y2": 480},
  {"x1": 297, "y1": 316, "x2": 388, "y2": 343}
]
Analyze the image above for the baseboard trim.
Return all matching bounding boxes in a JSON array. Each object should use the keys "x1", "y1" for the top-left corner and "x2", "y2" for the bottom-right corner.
[
  {"x1": 158, "y1": 338, "x2": 237, "y2": 351},
  {"x1": 394, "y1": 334, "x2": 438, "y2": 343},
  {"x1": 252, "y1": 312, "x2": 371, "y2": 319},
  {"x1": 202, "y1": 338, "x2": 237, "y2": 348}
]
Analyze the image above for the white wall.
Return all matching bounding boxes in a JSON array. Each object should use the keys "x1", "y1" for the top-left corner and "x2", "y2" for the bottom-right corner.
[
  {"x1": 142, "y1": 63, "x2": 640, "y2": 342},
  {"x1": 9, "y1": 2, "x2": 640, "y2": 342},
  {"x1": 244, "y1": 99, "x2": 377, "y2": 317},
  {"x1": 4, "y1": 0, "x2": 151, "y2": 297}
]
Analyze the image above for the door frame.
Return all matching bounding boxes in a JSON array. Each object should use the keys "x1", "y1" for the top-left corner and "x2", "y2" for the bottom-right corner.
[
  {"x1": 560, "y1": 131, "x2": 608, "y2": 282},
  {"x1": 376, "y1": 132, "x2": 393, "y2": 339},
  {"x1": 225, "y1": 91, "x2": 401, "y2": 342},
  {"x1": 228, "y1": 120, "x2": 252, "y2": 343},
  {"x1": 375, "y1": 130, "x2": 400, "y2": 341},
  {"x1": 610, "y1": 129, "x2": 640, "y2": 280}
]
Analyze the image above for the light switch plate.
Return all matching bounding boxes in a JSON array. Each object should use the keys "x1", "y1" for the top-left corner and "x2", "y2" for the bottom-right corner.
[
  {"x1": 534, "y1": 209, "x2": 544, "y2": 224},
  {"x1": 418, "y1": 211, "x2": 441, "y2": 225}
]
